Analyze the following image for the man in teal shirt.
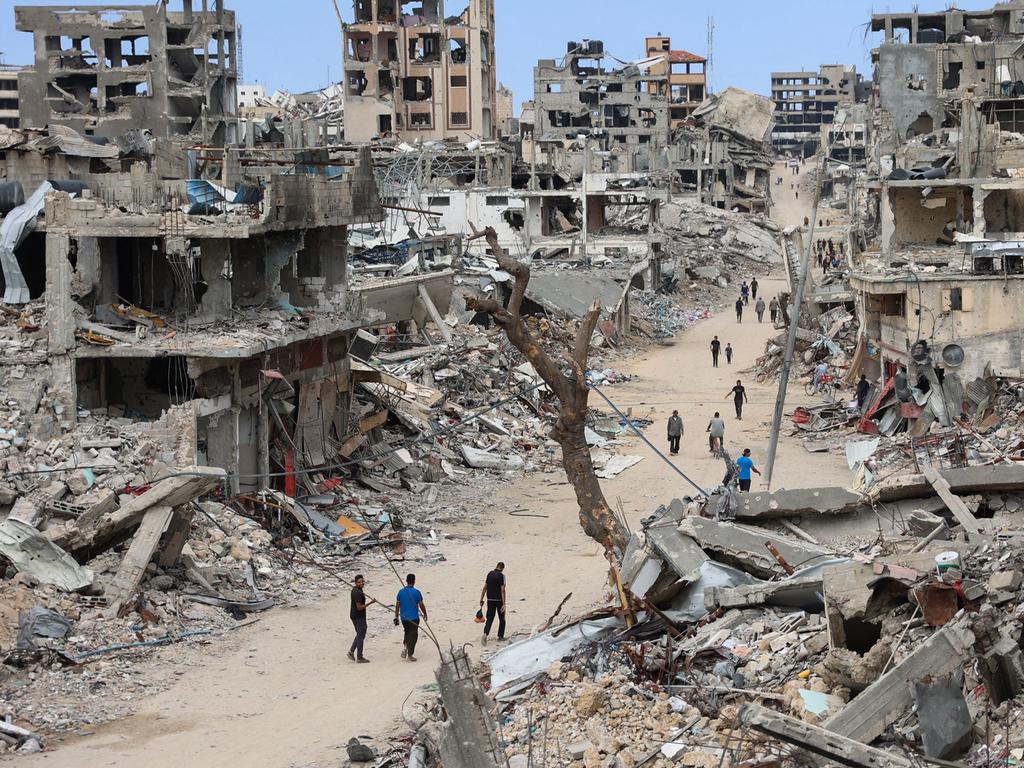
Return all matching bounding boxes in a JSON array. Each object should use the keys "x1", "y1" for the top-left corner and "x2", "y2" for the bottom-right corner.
[
  {"x1": 395, "y1": 574, "x2": 427, "y2": 661},
  {"x1": 736, "y1": 448, "x2": 761, "y2": 492}
]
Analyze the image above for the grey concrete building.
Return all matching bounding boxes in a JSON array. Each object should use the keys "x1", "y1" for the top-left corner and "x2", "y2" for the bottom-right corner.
[
  {"x1": 771, "y1": 65, "x2": 864, "y2": 157},
  {"x1": 0, "y1": 59, "x2": 23, "y2": 129},
  {"x1": 533, "y1": 41, "x2": 670, "y2": 173},
  {"x1": 15, "y1": 2, "x2": 238, "y2": 144}
]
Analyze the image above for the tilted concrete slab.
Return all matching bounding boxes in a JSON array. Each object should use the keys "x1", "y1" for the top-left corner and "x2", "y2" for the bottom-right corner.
[
  {"x1": 645, "y1": 524, "x2": 708, "y2": 583},
  {"x1": 678, "y1": 518, "x2": 834, "y2": 579}
]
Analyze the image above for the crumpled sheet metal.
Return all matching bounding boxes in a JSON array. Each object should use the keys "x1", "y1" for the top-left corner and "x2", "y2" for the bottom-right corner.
[
  {"x1": 0, "y1": 518, "x2": 94, "y2": 591},
  {"x1": 488, "y1": 616, "x2": 622, "y2": 699}
]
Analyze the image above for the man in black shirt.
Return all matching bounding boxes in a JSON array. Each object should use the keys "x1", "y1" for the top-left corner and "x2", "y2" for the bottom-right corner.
[
  {"x1": 710, "y1": 336, "x2": 721, "y2": 368},
  {"x1": 348, "y1": 574, "x2": 372, "y2": 663},
  {"x1": 479, "y1": 562, "x2": 506, "y2": 645},
  {"x1": 726, "y1": 380, "x2": 748, "y2": 420}
]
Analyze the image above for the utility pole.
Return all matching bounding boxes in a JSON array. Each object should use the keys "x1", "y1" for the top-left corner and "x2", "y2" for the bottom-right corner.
[
  {"x1": 764, "y1": 152, "x2": 825, "y2": 489},
  {"x1": 706, "y1": 17, "x2": 715, "y2": 95}
]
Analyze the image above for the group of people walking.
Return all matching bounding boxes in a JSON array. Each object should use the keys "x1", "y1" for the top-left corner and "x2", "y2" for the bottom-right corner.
[
  {"x1": 816, "y1": 238, "x2": 844, "y2": 275},
  {"x1": 735, "y1": 278, "x2": 780, "y2": 326},
  {"x1": 347, "y1": 563, "x2": 508, "y2": 663}
]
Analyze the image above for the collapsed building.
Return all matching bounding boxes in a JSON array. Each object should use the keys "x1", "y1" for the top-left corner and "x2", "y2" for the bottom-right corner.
[{"x1": 341, "y1": 0, "x2": 498, "y2": 142}]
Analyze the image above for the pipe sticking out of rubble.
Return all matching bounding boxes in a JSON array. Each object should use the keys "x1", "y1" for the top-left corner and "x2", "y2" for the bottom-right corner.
[
  {"x1": 590, "y1": 384, "x2": 708, "y2": 497},
  {"x1": 765, "y1": 154, "x2": 826, "y2": 490}
]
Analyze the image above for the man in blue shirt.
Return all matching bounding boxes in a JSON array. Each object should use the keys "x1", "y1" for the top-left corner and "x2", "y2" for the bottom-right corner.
[
  {"x1": 394, "y1": 573, "x2": 427, "y2": 661},
  {"x1": 736, "y1": 448, "x2": 761, "y2": 492}
]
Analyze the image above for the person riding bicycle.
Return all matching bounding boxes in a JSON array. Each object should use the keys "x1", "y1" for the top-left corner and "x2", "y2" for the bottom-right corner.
[
  {"x1": 813, "y1": 361, "x2": 830, "y2": 393},
  {"x1": 706, "y1": 412, "x2": 726, "y2": 455}
]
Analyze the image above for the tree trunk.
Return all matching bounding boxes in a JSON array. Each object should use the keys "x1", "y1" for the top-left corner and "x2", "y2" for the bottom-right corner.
[{"x1": 464, "y1": 227, "x2": 628, "y2": 554}]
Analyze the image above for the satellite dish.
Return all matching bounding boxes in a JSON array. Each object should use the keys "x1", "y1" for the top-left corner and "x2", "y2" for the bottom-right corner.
[
  {"x1": 942, "y1": 343, "x2": 965, "y2": 367},
  {"x1": 910, "y1": 339, "x2": 931, "y2": 364}
]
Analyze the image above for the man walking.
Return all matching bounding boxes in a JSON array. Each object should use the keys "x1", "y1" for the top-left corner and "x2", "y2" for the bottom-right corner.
[
  {"x1": 395, "y1": 573, "x2": 427, "y2": 662},
  {"x1": 755, "y1": 297, "x2": 766, "y2": 323},
  {"x1": 725, "y1": 342, "x2": 734, "y2": 365},
  {"x1": 741, "y1": 281, "x2": 750, "y2": 304},
  {"x1": 856, "y1": 374, "x2": 871, "y2": 411},
  {"x1": 727, "y1": 379, "x2": 748, "y2": 420},
  {"x1": 710, "y1": 336, "x2": 721, "y2": 368},
  {"x1": 736, "y1": 448, "x2": 761, "y2": 492},
  {"x1": 750, "y1": 277, "x2": 759, "y2": 301},
  {"x1": 667, "y1": 410, "x2": 683, "y2": 455},
  {"x1": 735, "y1": 297, "x2": 744, "y2": 323},
  {"x1": 707, "y1": 412, "x2": 726, "y2": 455},
  {"x1": 480, "y1": 562, "x2": 506, "y2": 645},
  {"x1": 348, "y1": 574, "x2": 373, "y2": 663},
  {"x1": 769, "y1": 296, "x2": 780, "y2": 324}
]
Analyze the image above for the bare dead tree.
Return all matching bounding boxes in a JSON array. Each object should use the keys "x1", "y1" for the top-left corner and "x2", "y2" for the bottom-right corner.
[{"x1": 465, "y1": 226, "x2": 628, "y2": 554}]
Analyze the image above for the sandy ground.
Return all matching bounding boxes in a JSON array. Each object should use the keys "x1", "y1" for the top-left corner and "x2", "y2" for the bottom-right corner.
[{"x1": 22, "y1": 183, "x2": 849, "y2": 768}]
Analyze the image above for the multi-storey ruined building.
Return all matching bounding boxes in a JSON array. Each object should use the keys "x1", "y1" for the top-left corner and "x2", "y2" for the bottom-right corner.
[
  {"x1": 533, "y1": 41, "x2": 670, "y2": 173},
  {"x1": 771, "y1": 65, "x2": 864, "y2": 156},
  {"x1": 0, "y1": 59, "x2": 22, "y2": 129},
  {"x1": 644, "y1": 35, "x2": 707, "y2": 127},
  {"x1": 15, "y1": 3, "x2": 238, "y2": 145},
  {"x1": 0, "y1": 2, "x2": 455, "y2": 495},
  {"x1": 849, "y1": 1, "x2": 1024, "y2": 392},
  {"x1": 342, "y1": 0, "x2": 497, "y2": 142}
]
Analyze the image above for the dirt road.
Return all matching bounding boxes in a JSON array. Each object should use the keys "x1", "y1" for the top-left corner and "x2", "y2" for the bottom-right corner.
[{"x1": 27, "y1": 216, "x2": 845, "y2": 768}]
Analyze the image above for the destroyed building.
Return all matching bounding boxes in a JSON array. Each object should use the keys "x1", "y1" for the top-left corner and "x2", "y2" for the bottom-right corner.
[
  {"x1": 533, "y1": 41, "x2": 670, "y2": 173},
  {"x1": 0, "y1": 58, "x2": 23, "y2": 129},
  {"x1": 847, "y1": 0, "x2": 1024, "y2": 391},
  {"x1": 342, "y1": 0, "x2": 498, "y2": 142},
  {"x1": 771, "y1": 65, "x2": 865, "y2": 157},
  {"x1": 643, "y1": 35, "x2": 707, "y2": 127},
  {"x1": 15, "y1": 3, "x2": 239, "y2": 145}
]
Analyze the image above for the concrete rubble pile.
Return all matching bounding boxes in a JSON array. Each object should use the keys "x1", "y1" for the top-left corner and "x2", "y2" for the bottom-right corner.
[
  {"x1": 403, "y1": 462, "x2": 1024, "y2": 767},
  {"x1": 750, "y1": 304, "x2": 858, "y2": 390}
]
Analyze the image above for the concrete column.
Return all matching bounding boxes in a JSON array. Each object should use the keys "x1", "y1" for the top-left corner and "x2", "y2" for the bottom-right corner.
[
  {"x1": 973, "y1": 190, "x2": 989, "y2": 239},
  {"x1": 198, "y1": 239, "x2": 232, "y2": 318},
  {"x1": 256, "y1": 398, "x2": 270, "y2": 489},
  {"x1": 45, "y1": 232, "x2": 75, "y2": 355}
]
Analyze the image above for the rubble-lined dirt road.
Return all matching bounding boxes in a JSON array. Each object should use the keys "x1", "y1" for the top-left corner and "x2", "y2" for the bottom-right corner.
[{"x1": 26, "y1": 226, "x2": 849, "y2": 768}]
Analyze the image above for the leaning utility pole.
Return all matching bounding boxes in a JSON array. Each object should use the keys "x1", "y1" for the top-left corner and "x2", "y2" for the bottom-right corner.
[{"x1": 764, "y1": 153, "x2": 825, "y2": 489}]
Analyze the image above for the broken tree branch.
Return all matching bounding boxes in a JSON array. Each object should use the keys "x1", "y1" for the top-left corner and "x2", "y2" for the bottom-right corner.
[{"x1": 464, "y1": 225, "x2": 627, "y2": 554}]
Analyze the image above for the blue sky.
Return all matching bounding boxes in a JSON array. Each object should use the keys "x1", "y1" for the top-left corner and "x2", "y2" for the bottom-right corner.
[{"x1": 0, "y1": 0, "x2": 1000, "y2": 111}]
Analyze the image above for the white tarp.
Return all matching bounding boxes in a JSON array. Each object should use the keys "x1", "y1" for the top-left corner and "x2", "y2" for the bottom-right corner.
[{"x1": 0, "y1": 181, "x2": 52, "y2": 304}]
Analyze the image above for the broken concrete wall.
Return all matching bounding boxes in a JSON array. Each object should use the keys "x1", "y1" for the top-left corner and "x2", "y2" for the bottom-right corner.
[{"x1": 876, "y1": 44, "x2": 942, "y2": 152}]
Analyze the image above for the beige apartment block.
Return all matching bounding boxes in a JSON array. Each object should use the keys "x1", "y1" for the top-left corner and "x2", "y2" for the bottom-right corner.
[{"x1": 342, "y1": 0, "x2": 497, "y2": 142}]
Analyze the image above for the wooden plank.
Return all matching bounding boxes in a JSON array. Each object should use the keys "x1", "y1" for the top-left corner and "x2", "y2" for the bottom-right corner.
[
  {"x1": 823, "y1": 622, "x2": 975, "y2": 744},
  {"x1": 741, "y1": 704, "x2": 914, "y2": 768},
  {"x1": 358, "y1": 409, "x2": 389, "y2": 434},
  {"x1": 337, "y1": 432, "x2": 367, "y2": 458},
  {"x1": 417, "y1": 284, "x2": 453, "y2": 343},
  {"x1": 157, "y1": 506, "x2": 194, "y2": 568},
  {"x1": 104, "y1": 505, "x2": 175, "y2": 612},
  {"x1": 922, "y1": 464, "x2": 982, "y2": 537}
]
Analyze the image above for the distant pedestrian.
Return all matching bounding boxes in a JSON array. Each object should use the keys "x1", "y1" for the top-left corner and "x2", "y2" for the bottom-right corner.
[
  {"x1": 735, "y1": 297, "x2": 744, "y2": 323},
  {"x1": 736, "y1": 448, "x2": 761, "y2": 492},
  {"x1": 795, "y1": 190, "x2": 799, "y2": 200},
  {"x1": 710, "y1": 335, "x2": 721, "y2": 368},
  {"x1": 480, "y1": 563, "x2": 506, "y2": 645},
  {"x1": 707, "y1": 412, "x2": 726, "y2": 455},
  {"x1": 395, "y1": 574, "x2": 427, "y2": 662},
  {"x1": 348, "y1": 574, "x2": 373, "y2": 663},
  {"x1": 769, "y1": 297, "x2": 780, "y2": 324},
  {"x1": 667, "y1": 410, "x2": 683, "y2": 456},
  {"x1": 755, "y1": 297, "x2": 766, "y2": 323},
  {"x1": 741, "y1": 281, "x2": 750, "y2": 304},
  {"x1": 813, "y1": 361, "x2": 829, "y2": 393},
  {"x1": 725, "y1": 343, "x2": 733, "y2": 364},
  {"x1": 727, "y1": 379, "x2": 748, "y2": 420},
  {"x1": 750, "y1": 278, "x2": 759, "y2": 300},
  {"x1": 856, "y1": 374, "x2": 871, "y2": 411}
]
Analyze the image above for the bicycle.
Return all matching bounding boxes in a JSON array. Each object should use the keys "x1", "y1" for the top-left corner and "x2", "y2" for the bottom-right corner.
[
  {"x1": 709, "y1": 435, "x2": 723, "y2": 458},
  {"x1": 805, "y1": 374, "x2": 838, "y2": 400}
]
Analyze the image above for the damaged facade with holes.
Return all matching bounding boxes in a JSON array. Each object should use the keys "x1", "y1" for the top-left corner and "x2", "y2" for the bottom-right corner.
[
  {"x1": 342, "y1": 0, "x2": 497, "y2": 142},
  {"x1": 15, "y1": 3, "x2": 238, "y2": 145},
  {"x1": 770, "y1": 65, "x2": 866, "y2": 157},
  {"x1": 848, "y1": 1, "x2": 1024, "y2": 398}
]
